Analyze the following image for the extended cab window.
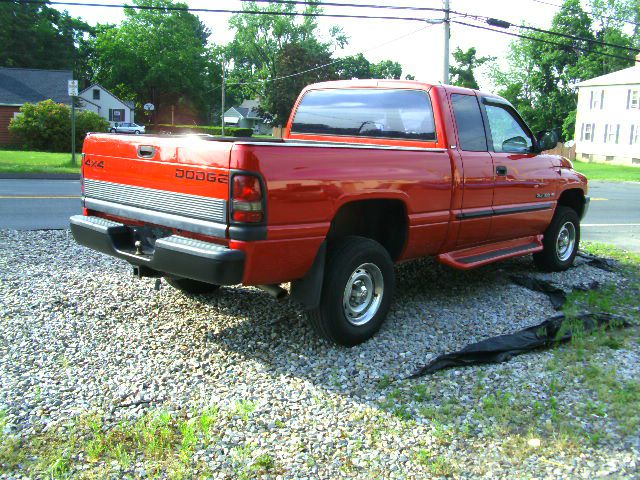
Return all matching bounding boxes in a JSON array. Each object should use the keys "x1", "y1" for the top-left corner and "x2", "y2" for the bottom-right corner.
[
  {"x1": 290, "y1": 88, "x2": 436, "y2": 141},
  {"x1": 451, "y1": 94, "x2": 487, "y2": 151},
  {"x1": 485, "y1": 104, "x2": 533, "y2": 153}
]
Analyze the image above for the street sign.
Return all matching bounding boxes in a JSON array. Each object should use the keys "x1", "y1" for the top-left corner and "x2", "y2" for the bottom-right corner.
[
  {"x1": 68, "y1": 80, "x2": 78, "y2": 97},
  {"x1": 144, "y1": 103, "x2": 155, "y2": 111}
]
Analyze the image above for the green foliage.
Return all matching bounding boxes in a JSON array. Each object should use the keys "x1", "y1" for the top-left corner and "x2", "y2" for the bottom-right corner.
[
  {"x1": 493, "y1": 0, "x2": 637, "y2": 140},
  {"x1": 154, "y1": 124, "x2": 253, "y2": 137},
  {"x1": 0, "y1": 0, "x2": 92, "y2": 72},
  {"x1": 450, "y1": 47, "x2": 495, "y2": 89},
  {"x1": 87, "y1": 0, "x2": 212, "y2": 124},
  {"x1": 9, "y1": 100, "x2": 109, "y2": 152},
  {"x1": 336, "y1": 54, "x2": 405, "y2": 80},
  {"x1": 259, "y1": 40, "x2": 336, "y2": 125}
]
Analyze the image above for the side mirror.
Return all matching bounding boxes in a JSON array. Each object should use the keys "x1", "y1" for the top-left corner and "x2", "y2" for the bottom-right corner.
[
  {"x1": 502, "y1": 136, "x2": 529, "y2": 153},
  {"x1": 536, "y1": 130, "x2": 558, "y2": 152}
]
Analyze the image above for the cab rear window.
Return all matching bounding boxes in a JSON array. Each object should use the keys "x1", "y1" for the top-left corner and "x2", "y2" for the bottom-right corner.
[{"x1": 290, "y1": 88, "x2": 436, "y2": 141}]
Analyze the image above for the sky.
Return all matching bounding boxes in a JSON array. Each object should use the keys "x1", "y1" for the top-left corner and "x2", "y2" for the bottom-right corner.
[{"x1": 54, "y1": 0, "x2": 561, "y2": 89}]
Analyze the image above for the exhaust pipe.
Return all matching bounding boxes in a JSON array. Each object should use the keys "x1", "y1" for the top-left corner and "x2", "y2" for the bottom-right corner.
[{"x1": 257, "y1": 284, "x2": 288, "y2": 302}]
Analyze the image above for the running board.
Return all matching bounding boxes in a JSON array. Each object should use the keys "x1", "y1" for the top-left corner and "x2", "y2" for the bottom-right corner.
[{"x1": 437, "y1": 235, "x2": 543, "y2": 270}]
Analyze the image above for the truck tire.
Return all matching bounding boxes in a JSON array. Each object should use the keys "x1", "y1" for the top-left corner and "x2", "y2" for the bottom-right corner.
[
  {"x1": 533, "y1": 206, "x2": 580, "y2": 272},
  {"x1": 164, "y1": 276, "x2": 220, "y2": 295},
  {"x1": 306, "y1": 236, "x2": 395, "y2": 346}
]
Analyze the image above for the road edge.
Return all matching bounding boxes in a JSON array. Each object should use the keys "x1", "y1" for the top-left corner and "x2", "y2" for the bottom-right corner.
[{"x1": 0, "y1": 173, "x2": 80, "y2": 180}]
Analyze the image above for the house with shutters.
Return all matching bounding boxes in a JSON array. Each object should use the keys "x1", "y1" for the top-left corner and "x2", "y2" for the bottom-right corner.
[
  {"x1": 574, "y1": 58, "x2": 640, "y2": 166},
  {"x1": 0, "y1": 67, "x2": 72, "y2": 145},
  {"x1": 78, "y1": 84, "x2": 135, "y2": 126}
]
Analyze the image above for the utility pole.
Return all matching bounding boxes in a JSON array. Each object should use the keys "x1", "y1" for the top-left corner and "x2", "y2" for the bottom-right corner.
[
  {"x1": 221, "y1": 55, "x2": 225, "y2": 137},
  {"x1": 443, "y1": 0, "x2": 450, "y2": 84}
]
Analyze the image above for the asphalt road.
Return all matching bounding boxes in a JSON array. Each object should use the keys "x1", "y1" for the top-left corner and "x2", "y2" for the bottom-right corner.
[
  {"x1": 1, "y1": 179, "x2": 639, "y2": 252},
  {"x1": 0, "y1": 179, "x2": 81, "y2": 230}
]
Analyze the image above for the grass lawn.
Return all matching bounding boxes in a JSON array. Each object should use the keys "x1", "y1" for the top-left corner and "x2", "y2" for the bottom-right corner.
[
  {"x1": 573, "y1": 160, "x2": 640, "y2": 182},
  {"x1": 0, "y1": 150, "x2": 80, "y2": 174}
]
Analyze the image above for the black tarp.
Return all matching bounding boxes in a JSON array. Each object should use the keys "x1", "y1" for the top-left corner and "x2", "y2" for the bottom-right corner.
[
  {"x1": 409, "y1": 254, "x2": 627, "y2": 378},
  {"x1": 409, "y1": 312, "x2": 629, "y2": 378}
]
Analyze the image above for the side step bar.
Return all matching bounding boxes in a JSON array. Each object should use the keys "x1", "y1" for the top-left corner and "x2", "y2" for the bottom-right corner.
[{"x1": 437, "y1": 235, "x2": 543, "y2": 270}]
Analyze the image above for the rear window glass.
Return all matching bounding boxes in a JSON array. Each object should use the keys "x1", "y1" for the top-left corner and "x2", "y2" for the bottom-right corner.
[{"x1": 290, "y1": 88, "x2": 436, "y2": 141}]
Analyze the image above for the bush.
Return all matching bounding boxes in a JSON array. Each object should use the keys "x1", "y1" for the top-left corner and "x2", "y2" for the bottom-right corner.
[
  {"x1": 152, "y1": 124, "x2": 254, "y2": 137},
  {"x1": 9, "y1": 100, "x2": 109, "y2": 152}
]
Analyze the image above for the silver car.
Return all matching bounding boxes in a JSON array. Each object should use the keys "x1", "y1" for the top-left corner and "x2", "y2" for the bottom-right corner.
[{"x1": 110, "y1": 122, "x2": 145, "y2": 134}]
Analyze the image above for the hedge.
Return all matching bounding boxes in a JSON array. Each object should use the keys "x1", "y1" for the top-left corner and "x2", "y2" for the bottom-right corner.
[
  {"x1": 8, "y1": 100, "x2": 110, "y2": 152},
  {"x1": 151, "y1": 124, "x2": 254, "y2": 137}
]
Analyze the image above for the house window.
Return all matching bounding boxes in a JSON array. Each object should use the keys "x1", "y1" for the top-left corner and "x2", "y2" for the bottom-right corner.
[
  {"x1": 628, "y1": 90, "x2": 639, "y2": 109},
  {"x1": 581, "y1": 123, "x2": 595, "y2": 142},
  {"x1": 581, "y1": 153, "x2": 590, "y2": 160},
  {"x1": 589, "y1": 90, "x2": 604, "y2": 110},
  {"x1": 93, "y1": 89, "x2": 100, "y2": 100},
  {"x1": 603, "y1": 124, "x2": 619, "y2": 144},
  {"x1": 633, "y1": 158, "x2": 640, "y2": 165},
  {"x1": 109, "y1": 109, "x2": 125, "y2": 122},
  {"x1": 631, "y1": 125, "x2": 640, "y2": 145},
  {"x1": 606, "y1": 155, "x2": 614, "y2": 161}
]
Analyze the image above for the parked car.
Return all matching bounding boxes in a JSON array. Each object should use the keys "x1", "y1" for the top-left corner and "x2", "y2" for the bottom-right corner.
[
  {"x1": 71, "y1": 80, "x2": 588, "y2": 346},
  {"x1": 110, "y1": 122, "x2": 145, "y2": 134}
]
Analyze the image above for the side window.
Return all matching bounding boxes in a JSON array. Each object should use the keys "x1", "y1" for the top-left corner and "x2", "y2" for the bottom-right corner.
[
  {"x1": 484, "y1": 104, "x2": 533, "y2": 153},
  {"x1": 451, "y1": 94, "x2": 487, "y2": 151}
]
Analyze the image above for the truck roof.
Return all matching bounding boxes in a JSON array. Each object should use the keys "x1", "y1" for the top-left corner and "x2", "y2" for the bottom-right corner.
[{"x1": 302, "y1": 79, "x2": 481, "y2": 96}]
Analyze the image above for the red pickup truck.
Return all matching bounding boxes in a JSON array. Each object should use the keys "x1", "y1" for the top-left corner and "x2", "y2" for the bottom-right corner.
[{"x1": 71, "y1": 80, "x2": 589, "y2": 346}]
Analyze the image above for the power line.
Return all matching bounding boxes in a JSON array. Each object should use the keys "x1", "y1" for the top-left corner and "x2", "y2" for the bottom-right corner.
[
  {"x1": 526, "y1": 0, "x2": 640, "y2": 28},
  {"x1": 225, "y1": 21, "x2": 440, "y2": 87},
  {"x1": 11, "y1": 0, "x2": 638, "y2": 58},
  {"x1": 453, "y1": 19, "x2": 639, "y2": 63},
  {"x1": 485, "y1": 18, "x2": 640, "y2": 54},
  {"x1": 4, "y1": 0, "x2": 445, "y2": 23}
]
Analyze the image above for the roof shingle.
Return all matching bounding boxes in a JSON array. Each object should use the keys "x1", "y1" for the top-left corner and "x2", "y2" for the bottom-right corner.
[{"x1": 0, "y1": 67, "x2": 73, "y2": 105}]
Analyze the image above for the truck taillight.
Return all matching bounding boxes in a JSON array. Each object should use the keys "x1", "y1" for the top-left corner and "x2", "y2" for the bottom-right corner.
[{"x1": 231, "y1": 174, "x2": 263, "y2": 223}]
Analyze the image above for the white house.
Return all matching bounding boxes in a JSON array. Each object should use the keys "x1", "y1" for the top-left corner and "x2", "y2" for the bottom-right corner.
[
  {"x1": 223, "y1": 99, "x2": 271, "y2": 134},
  {"x1": 574, "y1": 58, "x2": 640, "y2": 166},
  {"x1": 78, "y1": 84, "x2": 135, "y2": 125}
]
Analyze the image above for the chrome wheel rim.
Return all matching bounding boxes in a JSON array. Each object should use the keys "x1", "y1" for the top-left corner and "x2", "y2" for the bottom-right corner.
[
  {"x1": 556, "y1": 221, "x2": 576, "y2": 262},
  {"x1": 342, "y1": 263, "x2": 384, "y2": 326}
]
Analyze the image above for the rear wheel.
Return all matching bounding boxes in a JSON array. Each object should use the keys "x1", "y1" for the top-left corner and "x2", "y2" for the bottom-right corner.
[
  {"x1": 306, "y1": 236, "x2": 395, "y2": 346},
  {"x1": 110, "y1": 128, "x2": 116, "y2": 133},
  {"x1": 533, "y1": 206, "x2": 580, "y2": 271},
  {"x1": 164, "y1": 276, "x2": 220, "y2": 294}
]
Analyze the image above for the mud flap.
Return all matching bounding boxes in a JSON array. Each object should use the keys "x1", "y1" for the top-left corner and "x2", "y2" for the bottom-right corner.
[{"x1": 290, "y1": 242, "x2": 327, "y2": 310}]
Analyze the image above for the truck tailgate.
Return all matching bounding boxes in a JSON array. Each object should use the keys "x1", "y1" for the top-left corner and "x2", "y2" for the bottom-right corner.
[{"x1": 81, "y1": 134, "x2": 232, "y2": 235}]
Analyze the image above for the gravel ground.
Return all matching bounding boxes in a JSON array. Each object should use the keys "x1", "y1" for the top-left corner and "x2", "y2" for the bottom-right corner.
[{"x1": 0, "y1": 230, "x2": 638, "y2": 479}]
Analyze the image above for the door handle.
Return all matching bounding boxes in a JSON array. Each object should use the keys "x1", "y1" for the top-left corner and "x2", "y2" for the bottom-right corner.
[{"x1": 496, "y1": 166, "x2": 508, "y2": 176}]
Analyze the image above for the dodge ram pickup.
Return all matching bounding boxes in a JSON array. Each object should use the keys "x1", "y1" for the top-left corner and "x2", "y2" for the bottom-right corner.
[{"x1": 70, "y1": 80, "x2": 589, "y2": 346}]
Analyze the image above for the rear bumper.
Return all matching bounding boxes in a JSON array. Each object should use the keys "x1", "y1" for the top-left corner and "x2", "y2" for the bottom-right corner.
[{"x1": 70, "y1": 215, "x2": 244, "y2": 285}]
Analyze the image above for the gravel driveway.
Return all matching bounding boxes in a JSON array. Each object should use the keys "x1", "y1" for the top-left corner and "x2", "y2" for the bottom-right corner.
[{"x1": 0, "y1": 230, "x2": 638, "y2": 479}]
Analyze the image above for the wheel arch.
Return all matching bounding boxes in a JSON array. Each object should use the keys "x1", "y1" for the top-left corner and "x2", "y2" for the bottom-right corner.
[{"x1": 557, "y1": 188, "x2": 587, "y2": 219}]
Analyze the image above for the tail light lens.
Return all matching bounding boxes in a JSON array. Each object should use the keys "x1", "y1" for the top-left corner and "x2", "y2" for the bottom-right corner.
[{"x1": 231, "y1": 174, "x2": 263, "y2": 223}]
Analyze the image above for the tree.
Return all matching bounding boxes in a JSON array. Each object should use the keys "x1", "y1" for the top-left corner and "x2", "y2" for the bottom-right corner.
[
  {"x1": 87, "y1": 0, "x2": 211, "y2": 124},
  {"x1": 493, "y1": 0, "x2": 637, "y2": 140},
  {"x1": 336, "y1": 54, "x2": 405, "y2": 80},
  {"x1": 9, "y1": 100, "x2": 109, "y2": 152},
  {"x1": 259, "y1": 41, "x2": 336, "y2": 125},
  {"x1": 370, "y1": 60, "x2": 403, "y2": 79},
  {"x1": 226, "y1": 1, "x2": 346, "y2": 126},
  {"x1": 450, "y1": 47, "x2": 495, "y2": 89},
  {"x1": 0, "y1": 0, "x2": 91, "y2": 72}
]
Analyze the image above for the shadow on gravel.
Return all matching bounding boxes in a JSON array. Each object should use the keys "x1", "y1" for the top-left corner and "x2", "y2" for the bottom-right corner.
[{"x1": 192, "y1": 253, "x2": 618, "y2": 399}]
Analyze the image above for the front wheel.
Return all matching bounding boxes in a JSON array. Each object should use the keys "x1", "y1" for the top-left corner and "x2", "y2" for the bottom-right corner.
[
  {"x1": 306, "y1": 236, "x2": 395, "y2": 346},
  {"x1": 134, "y1": 130, "x2": 140, "y2": 134},
  {"x1": 110, "y1": 128, "x2": 116, "y2": 133},
  {"x1": 164, "y1": 276, "x2": 220, "y2": 295},
  {"x1": 533, "y1": 205, "x2": 580, "y2": 271}
]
